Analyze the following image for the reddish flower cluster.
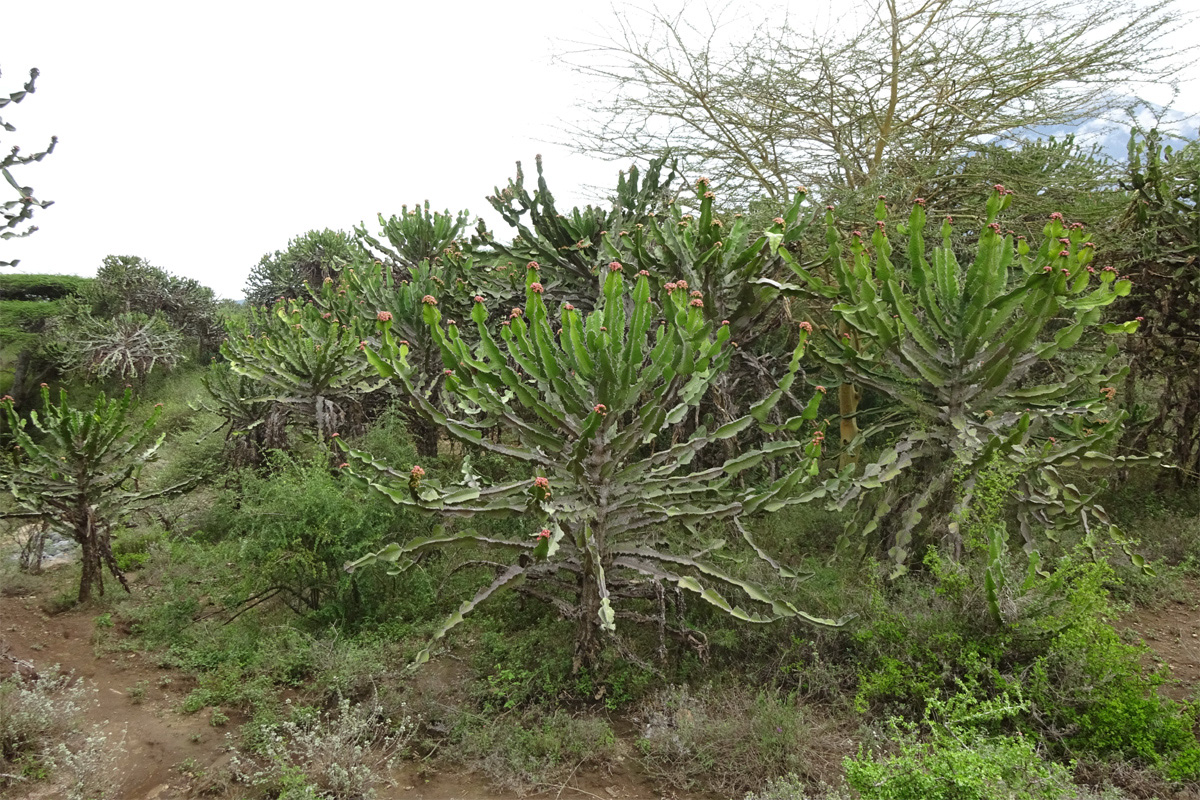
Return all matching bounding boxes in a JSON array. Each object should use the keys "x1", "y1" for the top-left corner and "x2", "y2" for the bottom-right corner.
[
  {"x1": 609, "y1": 261, "x2": 623, "y2": 272},
  {"x1": 1100, "y1": 386, "x2": 1117, "y2": 401},
  {"x1": 664, "y1": 282, "x2": 678, "y2": 293},
  {"x1": 527, "y1": 261, "x2": 540, "y2": 271},
  {"x1": 722, "y1": 319, "x2": 730, "y2": 326},
  {"x1": 815, "y1": 385, "x2": 827, "y2": 394},
  {"x1": 563, "y1": 303, "x2": 575, "y2": 311},
  {"x1": 377, "y1": 311, "x2": 392, "y2": 322},
  {"x1": 689, "y1": 298, "x2": 704, "y2": 307},
  {"x1": 410, "y1": 465, "x2": 425, "y2": 478},
  {"x1": 593, "y1": 404, "x2": 607, "y2": 416},
  {"x1": 1049, "y1": 212, "x2": 1064, "y2": 221},
  {"x1": 676, "y1": 279, "x2": 689, "y2": 290},
  {"x1": 799, "y1": 321, "x2": 813, "y2": 333},
  {"x1": 510, "y1": 308, "x2": 523, "y2": 319},
  {"x1": 638, "y1": 269, "x2": 649, "y2": 276},
  {"x1": 530, "y1": 282, "x2": 544, "y2": 294},
  {"x1": 474, "y1": 295, "x2": 484, "y2": 303},
  {"x1": 772, "y1": 217, "x2": 786, "y2": 226},
  {"x1": 422, "y1": 295, "x2": 437, "y2": 305},
  {"x1": 534, "y1": 528, "x2": 552, "y2": 541}
]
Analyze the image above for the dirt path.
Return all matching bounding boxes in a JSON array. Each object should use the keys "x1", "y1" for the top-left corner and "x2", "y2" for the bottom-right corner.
[
  {"x1": 0, "y1": 580, "x2": 692, "y2": 800},
  {"x1": 1120, "y1": 590, "x2": 1200, "y2": 702}
]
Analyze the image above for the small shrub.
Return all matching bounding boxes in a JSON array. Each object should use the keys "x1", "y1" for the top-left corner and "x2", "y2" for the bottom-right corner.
[
  {"x1": 843, "y1": 690, "x2": 1121, "y2": 800},
  {"x1": 450, "y1": 708, "x2": 619, "y2": 795},
  {"x1": 228, "y1": 693, "x2": 414, "y2": 800},
  {"x1": 637, "y1": 684, "x2": 847, "y2": 795}
]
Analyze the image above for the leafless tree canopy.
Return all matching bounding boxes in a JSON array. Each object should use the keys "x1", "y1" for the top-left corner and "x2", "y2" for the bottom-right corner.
[{"x1": 562, "y1": 0, "x2": 1191, "y2": 204}]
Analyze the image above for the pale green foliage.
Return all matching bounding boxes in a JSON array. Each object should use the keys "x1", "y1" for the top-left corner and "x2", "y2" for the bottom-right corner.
[
  {"x1": 220, "y1": 300, "x2": 382, "y2": 442},
  {"x1": 0, "y1": 387, "x2": 191, "y2": 600},
  {"x1": 355, "y1": 200, "x2": 470, "y2": 269},
  {"x1": 781, "y1": 189, "x2": 1150, "y2": 574},
  {"x1": 244, "y1": 229, "x2": 360, "y2": 306},
  {"x1": 483, "y1": 154, "x2": 678, "y2": 300},
  {"x1": 56, "y1": 310, "x2": 182, "y2": 382},
  {"x1": 345, "y1": 262, "x2": 848, "y2": 668}
]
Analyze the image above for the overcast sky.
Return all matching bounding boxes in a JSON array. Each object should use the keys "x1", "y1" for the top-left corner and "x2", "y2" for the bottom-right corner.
[{"x1": 4, "y1": 0, "x2": 1198, "y2": 300}]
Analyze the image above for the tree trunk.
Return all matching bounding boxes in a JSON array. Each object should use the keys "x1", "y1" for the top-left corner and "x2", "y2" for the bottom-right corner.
[
  {"x1": 838, "y1": 321, "x2": 861, "y2": 469},
  {"x1": 77, "y1": 519, "x2": 105, "y2": 603},
  {"x1": 573, "y1": 563, "x2": 603, "y2": 675},
  {"x1": 415, "y1": 417, "x2": 440, "y2": 460}
]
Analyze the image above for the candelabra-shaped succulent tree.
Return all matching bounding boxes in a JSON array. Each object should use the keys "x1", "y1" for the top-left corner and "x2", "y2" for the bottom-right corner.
[
  {"x1": 1, "y1": 387, "x2": 191, "y2": 601},
  {"x1": 611, "y1": 177, "x2": 820, "y2": 427},
  {"x1": 483, "y1": 154, "x2": 677, "y2": 305},
  {"x1": 220, "y1": 300, "x2": 383, "y2": 446},
  {"x1": 790, "y1": 188, "x2": 1151, "y2": 577},
  {"x1": 343, "y1": 263, "x2": 847, "y2": 671},
  {"x1": 355, "y1": 201, "x2": 471, "y2": 271},
  {"x1": 308, "y1": 263, "x2": 459, "y2": 458}
]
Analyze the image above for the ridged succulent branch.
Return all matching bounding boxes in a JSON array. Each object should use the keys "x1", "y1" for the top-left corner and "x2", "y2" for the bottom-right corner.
[
  {"x1": 2, "y1": 66, "x2": 57, "y2": 266},
  {"x1": 308, "y1": 262, "x2": 461, "y2": 457},
  {"x1": 0, "y1": 387, "x2": 192, "y2": 601},
  {"x1": 343, "y1": 262, "x2": 848, "y2": 670},
  {"x1": 615, "y1": 178, "x2": 817, "y2": 349},
  {"x1": 483, "y1": 154, "x2": 678, "y2": 302},
  {"x1": 220, "y1": 300, "x2": 383, "y2": 443},
  {"x1": 355, "y1": 201, "x2": 471, "y2": 271},
  {"x1": 796, "y1": 188, "x2": 1150, "y2": 574}
]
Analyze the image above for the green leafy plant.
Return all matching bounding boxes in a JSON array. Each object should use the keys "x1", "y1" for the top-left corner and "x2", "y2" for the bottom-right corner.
[
  {"x1": 355, "y1": 200, "x2": 470, "y2": 269},
  {"x1": 787, "y1": 188, "x2": 1149, "y2": 574},
  {"x1": 195, "y1": 361, "x2": 288, "y2": 466},
  {"x1": 244, "y1": 229, "x2": 361, "y2": 306},
  {"x1": 483, "y1": 154, "x2": 678, "y2": 302},
  {"x1": 344, "y1": 261, "x2": 849, "y2": 671},
  {"x1": 309, "y1": 262, "x2": 465, "y2": 458},
  {"x1": 844, "y1": 688, "x2": 1084, "y2": 800},
  {"x1": 0, "y1": 387, "x2": 192, "y2": 601},
  {"x1": 220, "y1": 300, "x2": 382, "y2": 444}
]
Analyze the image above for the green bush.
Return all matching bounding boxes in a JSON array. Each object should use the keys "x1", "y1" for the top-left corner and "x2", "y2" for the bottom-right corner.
[
  {"x1": 202, "y1": 451, "x2": 435, "y2": 627},
  {"x1": 844, "y1": 691, "x2": 1117, "y2": 800},
  {"x1": 1021, "y1": 562, "x2": 1200, "y2": 781}
]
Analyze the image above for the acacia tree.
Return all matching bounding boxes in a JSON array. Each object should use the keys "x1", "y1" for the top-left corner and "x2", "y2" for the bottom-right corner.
[
  {"x1": 344, "y1": 264, "x2": 847, "y2": 671},
  {"x1": 564, "y1": 0, "x2": 1186, "y2": 206},
  {"x1": 1, "y1": 66, "x2": 56, "y2": 266}
]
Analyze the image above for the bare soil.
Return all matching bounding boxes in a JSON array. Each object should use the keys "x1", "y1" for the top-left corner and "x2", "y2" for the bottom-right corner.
[
  {"x1": 1119, "y1": 587, "x2": 1200, "y2": 702},
  {"x1": 0, "y1": 566, "x2": 701, "y2": 800}
]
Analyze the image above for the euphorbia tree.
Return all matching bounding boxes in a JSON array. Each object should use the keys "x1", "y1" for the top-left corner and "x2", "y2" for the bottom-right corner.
[
  {"x1": 344, "y1": 263, "x2": 847, "y2": 670},
  {"x1": 483, "y1": 154, "x2": 678, "y2": 304},
  {"x1": 0, "y1": 387, "x2": 191, "y2": 601},
  {"x1": 612, "y1": 178, "x2": 820, "y2": 426},
  {"x1": 791, "y1": 189, "x2": 1149, "y2": 575},
  {"x1": 220, "y1": 300, "x2": 382, "y2": 444},
  {"x1": 309, "y1": 263, "x2": 461, "y2": 458}
]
